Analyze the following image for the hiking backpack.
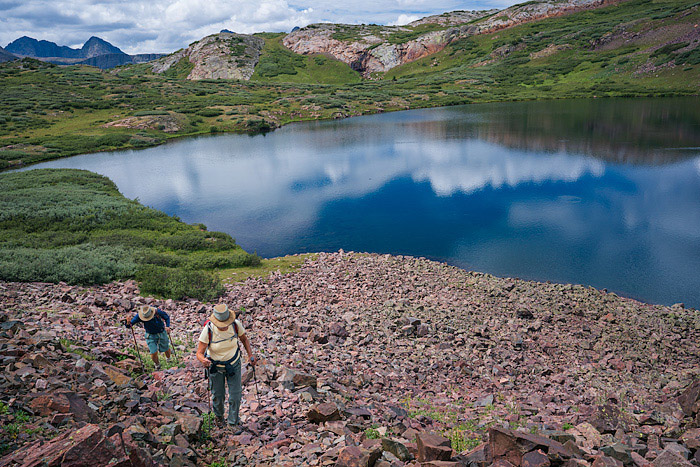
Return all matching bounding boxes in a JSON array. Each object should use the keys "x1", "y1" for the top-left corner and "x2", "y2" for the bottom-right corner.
[{"x1": 203, "y1": 319, "x2": 240, "y2": 354}]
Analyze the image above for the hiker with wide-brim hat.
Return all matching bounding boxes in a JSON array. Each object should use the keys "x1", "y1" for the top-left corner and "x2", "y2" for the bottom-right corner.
[
  {"x1": 196, "y1": 303, "x2": 256, "y2": 432},
  {"x1": 125, "y1": 305, "x2": 171, "y2": 370}
]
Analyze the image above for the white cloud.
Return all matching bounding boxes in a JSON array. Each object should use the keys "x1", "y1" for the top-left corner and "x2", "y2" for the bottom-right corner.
[
  {"x1": 387, "y1": 13, "x2": 420, "y2": 26},
  {"x1": 0, "y1": 0, "x2": 522, "y2": 54}
]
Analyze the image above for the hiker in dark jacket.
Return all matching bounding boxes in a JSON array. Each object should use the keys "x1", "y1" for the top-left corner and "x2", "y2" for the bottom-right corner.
[
  {"x1": 125, "y1": 305, "x2": 171, "y2": 369},
  {"x1": 196, "y1": 303, "x2": 256, "y2": 432}
]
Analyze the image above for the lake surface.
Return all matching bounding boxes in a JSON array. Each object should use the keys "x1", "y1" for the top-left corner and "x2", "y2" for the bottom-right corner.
[{"x1": 21, "y1": 97, "x2": 700, "y2": 309}]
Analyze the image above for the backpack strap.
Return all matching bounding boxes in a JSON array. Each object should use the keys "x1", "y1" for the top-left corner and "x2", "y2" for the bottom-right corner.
[{"x1": 203, "y1": 319, "x2": 239, "y2": 357}]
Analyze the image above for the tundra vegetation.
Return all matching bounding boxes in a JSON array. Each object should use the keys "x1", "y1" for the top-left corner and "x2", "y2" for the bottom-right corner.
[{"x1": 0, "y1": 169, "x2": 260, "y2": 300}]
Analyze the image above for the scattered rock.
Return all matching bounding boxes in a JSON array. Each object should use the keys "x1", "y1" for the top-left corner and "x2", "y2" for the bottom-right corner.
[{"x1": 307, "y1": 402, "x2": 342, "y2": 423}]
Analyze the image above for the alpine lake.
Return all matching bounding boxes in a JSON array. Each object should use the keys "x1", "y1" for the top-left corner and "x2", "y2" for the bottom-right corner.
[{"x1": 20, "y1": 97, "x2": 700, "y2": 309}]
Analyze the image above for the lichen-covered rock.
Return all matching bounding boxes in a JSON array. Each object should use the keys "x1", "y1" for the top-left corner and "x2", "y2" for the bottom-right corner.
[{"x1": 152, "y1": 32, "x2": 263, "y2": 80}]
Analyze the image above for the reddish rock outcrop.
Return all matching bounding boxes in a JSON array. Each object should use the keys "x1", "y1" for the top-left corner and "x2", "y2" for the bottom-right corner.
[{"x1": 283, "y1": 0, "x2": 622, "y2": 75}]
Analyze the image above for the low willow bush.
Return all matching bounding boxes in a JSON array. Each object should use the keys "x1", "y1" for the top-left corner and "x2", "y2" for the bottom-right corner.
[
  {"x1": 0, "y1": 169, "x2": 260, "y2": 301},
  {"x1": 136, "y1": 265, "x2": 224, "y2": 302},
  {"x1": 159, "y1": 230, "x2": 237, "y2": 251},
  {"x1": 185, "y1": 250, "x2": 261, "y2": 269},
  {"x1": 0, "y1": 245, "x2": 136, "y2": 284},
  {"x1": 139, "y1": 250, "x2": 261, "y2": 270}
]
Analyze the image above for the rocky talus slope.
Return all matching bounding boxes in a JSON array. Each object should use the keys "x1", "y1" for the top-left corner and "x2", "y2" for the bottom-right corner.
[
  {"x1": 152, "y1": 32, "x2": 264, "y2": 80},
  {"x1": 283, "y1": 0, "x2": 619, "y2": 75},
  {"x1": 2, "y1": 252, "x2": 700, "y2": 466}
]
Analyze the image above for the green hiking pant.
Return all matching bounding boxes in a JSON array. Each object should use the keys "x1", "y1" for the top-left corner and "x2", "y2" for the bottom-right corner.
[{"x1": 209, "y1": 358, "x2": 241, "y2": 425}]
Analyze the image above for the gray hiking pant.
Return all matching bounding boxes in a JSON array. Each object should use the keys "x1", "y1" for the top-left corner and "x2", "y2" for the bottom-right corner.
[{"x1": 209, "y1": 358, "x2": 242, "y2": 425}]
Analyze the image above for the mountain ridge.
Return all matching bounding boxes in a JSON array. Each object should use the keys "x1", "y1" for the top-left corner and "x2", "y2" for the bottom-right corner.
[
  {"x1": 5, "y1": 35, "x2": 123, "y2": 59},
  {"x1": 4, "y1": 36, "x2": 163, "y2": 69}
]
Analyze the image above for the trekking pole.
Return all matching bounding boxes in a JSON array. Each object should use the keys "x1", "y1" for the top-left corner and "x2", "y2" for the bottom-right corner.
[
  {"x1": 205, "y1": 368, "x2": 212, "y2": 414},
  {"x1": 166, "y1": 328, "x2": 178, "y2": 362},
  {"x1": 252, "y1": 365, "x2": 262, "y2": 407},
  {"x1": 129, "y1": 324, "x2": 146, "y2": 374}
]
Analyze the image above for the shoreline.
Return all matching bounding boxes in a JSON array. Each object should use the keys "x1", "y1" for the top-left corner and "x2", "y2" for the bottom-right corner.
[{"x1": 4, "y1": 91, "x2": 699, "y2": 174}]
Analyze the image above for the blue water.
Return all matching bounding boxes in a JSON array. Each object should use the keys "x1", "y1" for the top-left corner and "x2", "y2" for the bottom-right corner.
[{"x1": 20, "y1": 98, "x2": 700, "y2": 308}]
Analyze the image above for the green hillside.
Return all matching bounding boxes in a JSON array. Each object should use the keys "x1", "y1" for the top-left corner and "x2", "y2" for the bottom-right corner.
[
  {"x1": 251, "y1": 34, "x2": 361, "y2": 84},
  {"x1": 384, "y1": 0, "x2": 700, "y2": 102}
]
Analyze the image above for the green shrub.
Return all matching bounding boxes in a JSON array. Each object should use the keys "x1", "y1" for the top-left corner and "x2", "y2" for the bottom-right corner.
[
  {"x1": 255, "y1": 46, "x2": 305, "y2": 77},
  {"x1": 675, "y1": 47, "x2": 700, "y2": 65},
  {"x1": 197, "y1": 108, "x2": 224, "y2": 117},
  {"x1": 651, "y1": 42, "x2": 689, "y2": 57},
  {"x1": 0, "y1": 244, "x2": 136, "y2": 284},
  {"x1": 0, "y1": 170, "x2": 259, "y2": 288},
  {"x1": 133, "y1": 110, "x2": 169, "y2": 116},
  {"x1": 184, "y1": 251, "x2": 261, "y2": 269},
  {"x1": 245, "y1": 119, "x2": 273, "y2": 134},
  {"x1": 90, "y1": 231, "x2": 156, "y2": 248},
  {"x1": 139, "y1": 251, "x2": 183, "y2": 268},
  {"x1": 136, "y1": 265, "x2": 224, "y2": 301},
  {"x1": 159, "y1": 231, "x2": 208, "y2": 251}
]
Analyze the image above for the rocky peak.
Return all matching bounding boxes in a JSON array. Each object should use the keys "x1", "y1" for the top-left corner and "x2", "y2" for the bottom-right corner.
[
  {"x1": 80, "y1": 36, "x2": 124, "y2": 58},
  {"x1": 152, "y1": 32, "x2": 264, "y2": 80}
]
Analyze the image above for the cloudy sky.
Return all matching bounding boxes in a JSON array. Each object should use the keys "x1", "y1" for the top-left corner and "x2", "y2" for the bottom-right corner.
[{"x1": 1, "y1": 0, "x2": 520, "y2": 54}]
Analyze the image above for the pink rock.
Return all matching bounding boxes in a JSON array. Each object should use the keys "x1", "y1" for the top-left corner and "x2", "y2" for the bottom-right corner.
[{"x1": 416, "y1": 432, "x2": 452, "y2": 462}]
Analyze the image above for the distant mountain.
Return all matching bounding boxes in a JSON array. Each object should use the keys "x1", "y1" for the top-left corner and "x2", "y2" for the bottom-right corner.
[
  {"x1": 5, "y1": 36, "x2": 163, "y2": 69},
  {"x1": 130, "y1": 53, "x2": 166, "y2": 64},
  {"x1": 74, "y1": 53, "x2": 165, "y2": 69},
  {"x1": 6, "y1": 36, "x2": 80, "y2": 58},
  {"x1": 6, "y1": 35, "x2": 124, "y2": 59},
  {"x1": 79, "y1": 36, "x2": 124, "y2": 58},
  {"x1": 0, "y1": 46, "x2": 18, "y2": 63}
]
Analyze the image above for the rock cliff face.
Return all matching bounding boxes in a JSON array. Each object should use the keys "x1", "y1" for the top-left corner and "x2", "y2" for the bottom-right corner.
[
  {"x1": 152, "y1": 32, "x2": 264, "y2": 80},
  {"x1": 284, "y1": 0, "x2": 621, "y2": 76}
]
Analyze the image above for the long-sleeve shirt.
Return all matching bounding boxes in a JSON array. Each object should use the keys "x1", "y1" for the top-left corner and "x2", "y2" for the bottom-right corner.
[{"x1": 130, "y1": 309, "x2": 170, "y2": 335}]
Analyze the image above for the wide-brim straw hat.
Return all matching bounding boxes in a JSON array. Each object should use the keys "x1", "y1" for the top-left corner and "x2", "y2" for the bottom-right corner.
[
  {"x1": 138, "y1": 305, "x2": 156, "y2": 322},
  {"x1": 209, "y1": 304, "x2": 235, "y2": 328}
]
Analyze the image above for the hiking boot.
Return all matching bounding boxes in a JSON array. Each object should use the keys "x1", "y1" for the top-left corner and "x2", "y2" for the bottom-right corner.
[
  {"x1": 215, "y1": 416, "x2": 225, "y2": 427},
  {"x1": 154, "y1": 363, "x2": 161, "y2": 371},
  {"x1": 228, "y1": 424, "x2": 244, "y2": 435}
]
